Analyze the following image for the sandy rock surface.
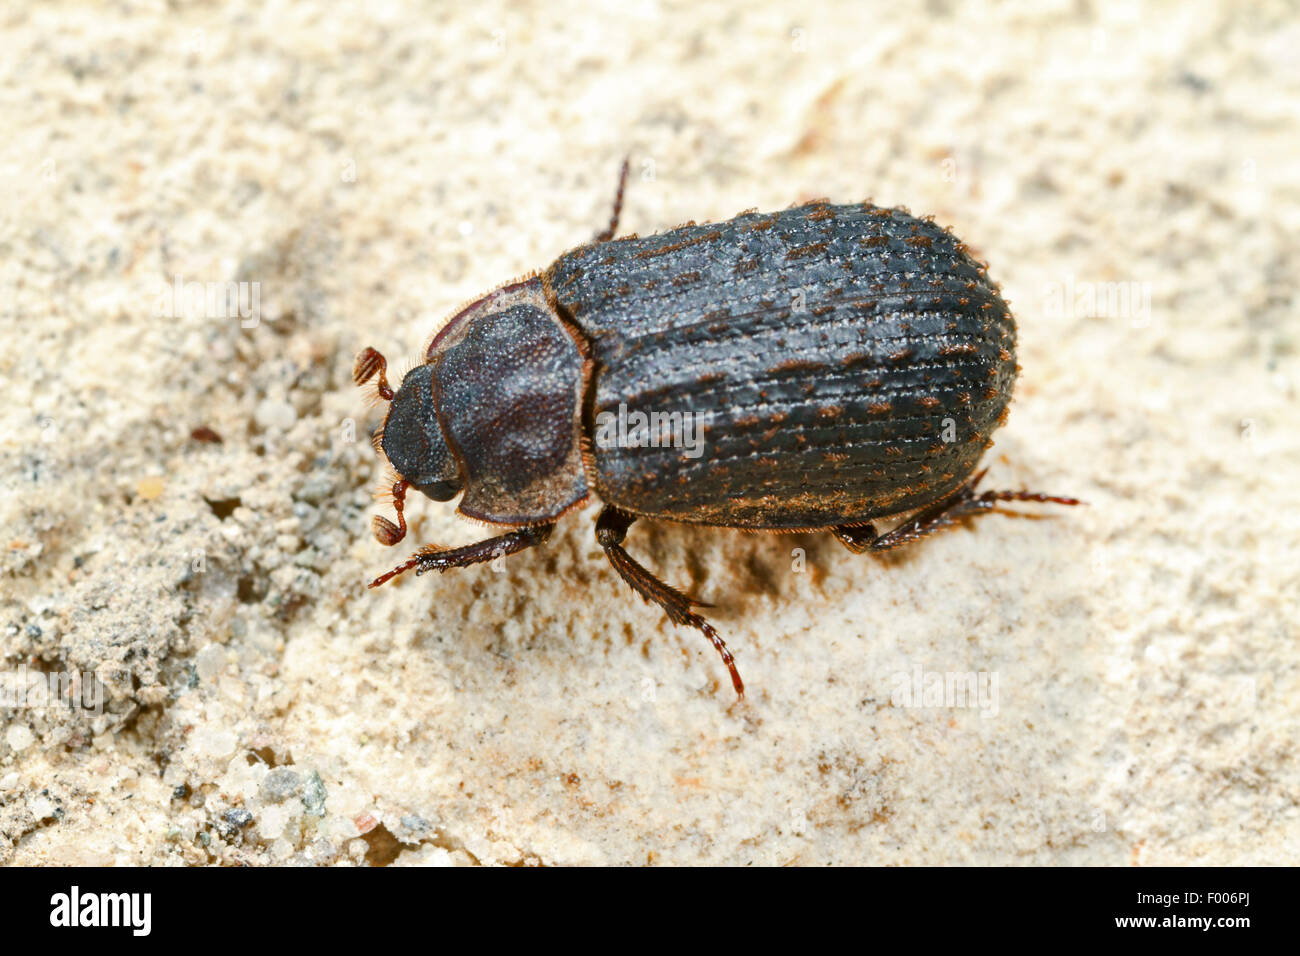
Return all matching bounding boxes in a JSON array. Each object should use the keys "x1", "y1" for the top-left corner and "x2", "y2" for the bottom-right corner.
[{"x1": 1, "y1": 0, "x2": 1296, "y2": 865}]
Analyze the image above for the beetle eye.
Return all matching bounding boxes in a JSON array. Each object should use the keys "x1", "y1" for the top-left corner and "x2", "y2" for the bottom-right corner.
[{"x1": 419, "y1": 479, "x2": 461, "y2": 501}]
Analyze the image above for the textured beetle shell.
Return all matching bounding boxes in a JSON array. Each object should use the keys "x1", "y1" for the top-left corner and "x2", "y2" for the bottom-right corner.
[
  {"x1": 402, "y1": 275, "x2": 590, "y2": 526},
  {"x1": 546, "y1": 201, "x2": 1016, "y2": 530},
  {"x1": 432, "y1": 302, "x2": 588, "y2": 524}
]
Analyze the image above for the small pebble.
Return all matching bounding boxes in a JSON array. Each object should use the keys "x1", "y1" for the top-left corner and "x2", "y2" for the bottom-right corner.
[
  {"x1": 259, "y1": 767, "x2": 302, "y2": 803},
  {"x1": 224, "y1": 808, "x2": 253, "y2": 828},
  {"x1": 6, "y1": 725, "x2": 34, "y2": 751},
  {"x1": 254, "y1": 398, "x2": 297, "y2": 431},
  {"x1": 194, "y1": 728, "x2": 237, "y2": 758},
  {"x1": 135, "y1": 476, "x2": 165, "y2": 500},
  {"x1": 195, "y1": 644, "x2": 227, "y2": 681},
  {"x1": 301, "y1": 770, "x2": 327, "y2": 816}
]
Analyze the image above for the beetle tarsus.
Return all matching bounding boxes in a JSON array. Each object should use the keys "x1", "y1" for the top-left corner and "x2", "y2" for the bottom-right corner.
[
  {"x1": 595, "y1": 506, "x2": 744, "y2": 697},
  {"x1": 593, "y1": 157, "x2": 630, "y2": 243},
  {"x1": 368, "y1": 523, "x2": 554, "y2": 588},
  {"x1": 834, "y1": 468, "x2": 1082, "y2": 554}
]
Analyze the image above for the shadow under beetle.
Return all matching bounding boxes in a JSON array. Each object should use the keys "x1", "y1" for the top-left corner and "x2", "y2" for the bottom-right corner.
[{"x1": 355, "y1": 161, "x2": 1079, "y2": 696}]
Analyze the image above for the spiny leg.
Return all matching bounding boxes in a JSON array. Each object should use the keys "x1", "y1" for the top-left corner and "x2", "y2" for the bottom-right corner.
[
  {"x1": 353, "y1": 346, "x2": 394, "y2": 400},
  {"x1": 833, "y1": 468, "x2": 1082, "y2": 554},
  {"x1": 368, "y1": 523, "x2": 554, "y2": 589},
  {"x1": 593, "y1": 157, "x2": 630, "y2": 243},
  {"x1": 595, "y1": 506, "x2": 743, "y2": 697},
  {"x1": 872, "y1": 468, "x2": 1082, "y2": 553}
]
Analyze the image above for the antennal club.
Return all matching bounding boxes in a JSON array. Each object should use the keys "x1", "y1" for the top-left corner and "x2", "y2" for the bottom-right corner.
[
  {"x1": 353, "y1": 346, "x2": 394, "y2": 400},
  {"x1": 356, "y1": 347, "x2": 405, "y2": 545},
  {"x1": 372, "y1": 479, "x2": 409, "y2": 547}
]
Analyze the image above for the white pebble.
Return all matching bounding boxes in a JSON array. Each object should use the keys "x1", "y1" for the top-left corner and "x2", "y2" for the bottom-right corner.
[
  {"x1": 195, "y1": 644, "x2": 226, "y2": 681},
  {"x1": 194, "y1": 728, "x2": 237, "y2": 758},
  {"x1": 6, "y1": 725, "x2": 34, "y2": 751},
  {"x1": 255, "y1": 398, "x2": 297, "y2": 431},
  {"x1": 259, "y1": 804, "x2": 287, "y2": 839}
]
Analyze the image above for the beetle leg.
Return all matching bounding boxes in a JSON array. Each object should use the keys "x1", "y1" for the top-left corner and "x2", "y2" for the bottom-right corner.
[
  {"x1": 367, "y1": 523, "x2": 554, "y2": 589},
  {"x1": 832, "y1": 524, "x2": 879, "y2": 553},
  {"x1": 592, "y1": 157, "x2": 630, "y2": 243},
  {"x1": 839, "y1": 468, "x2": 1082, "y2": 554},
  {"x1": 595, "y1": 506, "x2": 744, "y2": 697}
]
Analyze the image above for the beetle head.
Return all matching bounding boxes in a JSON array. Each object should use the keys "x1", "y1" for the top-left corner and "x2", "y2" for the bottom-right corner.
[
  {"x1": 353, "y1": 274, "x2": 590, "y2": 542},
  {"x1": 379, "y1": 363, "x2": 463, "y2": 502}
]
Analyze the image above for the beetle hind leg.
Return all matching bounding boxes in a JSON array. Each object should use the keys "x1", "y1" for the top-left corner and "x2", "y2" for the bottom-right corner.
[
  {"x1": 833, "y1": 468, "x2": 1082, "y2": 554},
  {"x1": 595, "y1": 506, "x2": 744, "y2": 697}
]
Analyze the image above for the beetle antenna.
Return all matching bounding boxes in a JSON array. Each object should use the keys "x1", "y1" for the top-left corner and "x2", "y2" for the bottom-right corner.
[
  {"x1": 371, "y1": 479, "x2": 409, "y2": 547},
  {"x1": 372, "y1": 464, "x2": 402, "y2": 502},
  {"x1": 354, "y1": 347, "x2": 394, "y2": 401}
]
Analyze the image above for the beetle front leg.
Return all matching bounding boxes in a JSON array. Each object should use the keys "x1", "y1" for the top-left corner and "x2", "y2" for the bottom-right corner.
[
  {"x1": 833, "y1": 468, "x2": 1082, "y2": 554},
  {"x1": 368, "y1": 523, "x2": 554, "y2": 589},
  {"x1": 595, "y1": 506, "x2": 744, "y2": 697}
]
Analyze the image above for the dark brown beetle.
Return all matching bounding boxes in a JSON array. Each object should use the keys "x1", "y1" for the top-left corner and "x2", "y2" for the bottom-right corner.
[{"x1": 355, "y1": 163, "x2": 1079, "y2": 696}]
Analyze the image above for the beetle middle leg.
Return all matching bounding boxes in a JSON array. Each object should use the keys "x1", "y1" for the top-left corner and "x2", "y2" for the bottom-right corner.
[
  {"x1": 368, "y1": 523, "x2": 554, "y2": 589},
  {"x1": 595, "y1": 506, "x2": 744, "y2": 696},
  {"x1": 833, "y1": 468, "x2": 1082, "y2": 554}
]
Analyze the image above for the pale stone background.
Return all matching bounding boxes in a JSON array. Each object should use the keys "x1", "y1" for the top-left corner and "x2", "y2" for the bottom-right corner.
[{"x1": 1, "y1": 0, "x2": 1296, "y2": 865}]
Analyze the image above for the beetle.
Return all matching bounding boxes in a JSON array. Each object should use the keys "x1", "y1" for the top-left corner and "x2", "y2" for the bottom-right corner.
[{"x1": 354, "y1": 162, "x2": 1079, "y2": 696}]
